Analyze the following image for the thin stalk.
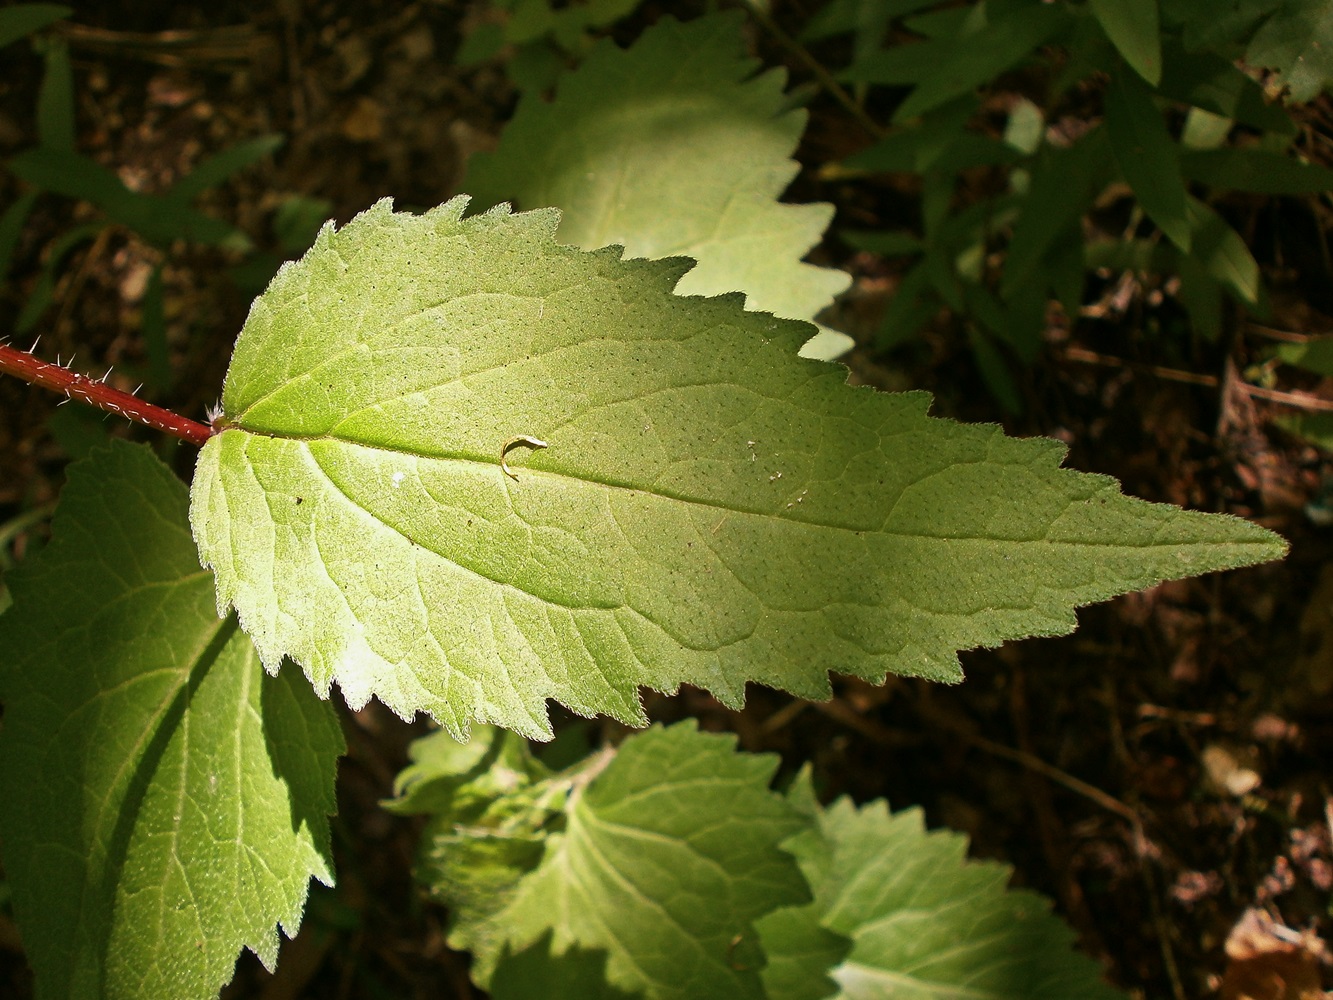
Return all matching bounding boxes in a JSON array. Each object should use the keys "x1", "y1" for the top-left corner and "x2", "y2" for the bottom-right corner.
[
  {"x1": 738, "y1": 0, "x2": 888, "y2": 142},
  {"x1": 0, "y1": 342, "x2": 212, "y2": 447}
]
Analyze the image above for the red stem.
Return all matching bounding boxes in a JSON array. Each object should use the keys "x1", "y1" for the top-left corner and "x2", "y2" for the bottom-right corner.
[{"x1": 0, "y1": 343, "x2": 213, "y2": 447}]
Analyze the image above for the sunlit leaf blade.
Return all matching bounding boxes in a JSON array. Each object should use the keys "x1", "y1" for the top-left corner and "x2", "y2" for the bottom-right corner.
[
  {"x1": 463, "y1": 13, "x2": 850, "y2": 353},
  {"x1": 759, "y1": 782, "x2": 1127, "y2": 1000},
  {"x1": 420, "y1": 722, "x2": 809, "y2": 1000},
  {"x1": 0, "y1": 441, "x2": 342, "y2": 1000},
  {"x1": 191, "y1": 198, "x2": 1286, "y2": 739}
]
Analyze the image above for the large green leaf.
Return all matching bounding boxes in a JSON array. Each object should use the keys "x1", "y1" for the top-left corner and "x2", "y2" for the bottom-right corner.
[
  {"x1": 402, "y1": 722, "x2": 809, "y2": 1000},
  {"x1": 463, "y1": 13, "x2": 850, "y2": 355},
  {"x1": 0, "y1": 441, "x2": 343, "y2": 1000},
  {"x1": 757, "y1": 778, "x2": 1127, "y2": 1000},
  {"x1": 489, "y1": 936, "x2": 638, "y2": 1000},
  {"x1": 754, "y1": 902, "x2": 852, "y2": 1000},
  {"x1": 190, "y1": 198, "x2": 1285, "y2": 739}
]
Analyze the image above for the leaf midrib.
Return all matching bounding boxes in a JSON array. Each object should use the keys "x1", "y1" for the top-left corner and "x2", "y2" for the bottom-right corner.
[{"x1": 225, "y1": 428, "x2": 1272, "y2": 557}]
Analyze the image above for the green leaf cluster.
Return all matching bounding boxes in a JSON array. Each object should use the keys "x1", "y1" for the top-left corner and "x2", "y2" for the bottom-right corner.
[
  {"x1": 0, "y1": 8, "x2": 1298, "y2": 998},
  {"x1": 0, "y1": 190, "x2": 1285, "y2": 996},
  {"x1": 392, "y1": 721, "x2": 1127, "y2": 1000},
  {"x1": 812, "y1": 0, "x2": 1333, "y2": 405}
]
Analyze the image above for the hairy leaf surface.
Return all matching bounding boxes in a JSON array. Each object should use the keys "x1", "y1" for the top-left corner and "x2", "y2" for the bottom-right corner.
[
  {"x1": 191, "y1": 198, "x2": 1285, "y2": 738},
  {"x1": 757, "y1": 778, "x2": 1127, "y2": 1000},
  {"x1": 0, "y1": 441, "x2": 342, "y2": 1000},
  {"x1": 463, "y1": 13, "x2": 851, "y2": 356}
]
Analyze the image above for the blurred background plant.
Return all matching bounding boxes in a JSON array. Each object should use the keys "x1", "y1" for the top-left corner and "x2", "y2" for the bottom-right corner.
[
  {"x1": 0, "y1": 3, "x2": 331, "y2": 467},
  {"x1": 788, "y1": 0, "x2": 1333, "y2": 410}
]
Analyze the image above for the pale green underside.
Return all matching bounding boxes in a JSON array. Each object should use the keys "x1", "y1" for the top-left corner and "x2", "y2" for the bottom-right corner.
[
  {"x1": 0, "y1": 441, "x2": 342, "y2": 1000},
  {"x1": 463, "y1": 13, "x2": 852, "y2": 356},
  {"x1": 190, "y1": 198, "x2": 1284, "y2": 738}
]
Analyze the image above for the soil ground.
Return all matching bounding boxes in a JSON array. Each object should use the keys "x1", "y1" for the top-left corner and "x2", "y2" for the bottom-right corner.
[{"x1": 1, "y1": 3, "x2": 1331, "y2": 998}]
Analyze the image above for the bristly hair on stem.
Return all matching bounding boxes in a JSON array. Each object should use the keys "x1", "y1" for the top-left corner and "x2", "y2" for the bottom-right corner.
[
  {"x1": 0, "y1": 340, "x2": 214, "y2": 447},
  {"x1": 205, "y1": 399, "x2": 233, "y2": 434}
]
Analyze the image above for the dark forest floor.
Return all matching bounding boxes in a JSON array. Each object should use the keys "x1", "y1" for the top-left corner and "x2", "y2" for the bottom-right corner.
[{"x1": 1, "y1": 3, "x2": 1332, "y2": 999}]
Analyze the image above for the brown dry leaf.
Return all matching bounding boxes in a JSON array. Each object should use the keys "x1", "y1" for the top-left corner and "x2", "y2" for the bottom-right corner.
[{"x1": 1221, "y1": 908, "x2": 1328, "y2": 1000}]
